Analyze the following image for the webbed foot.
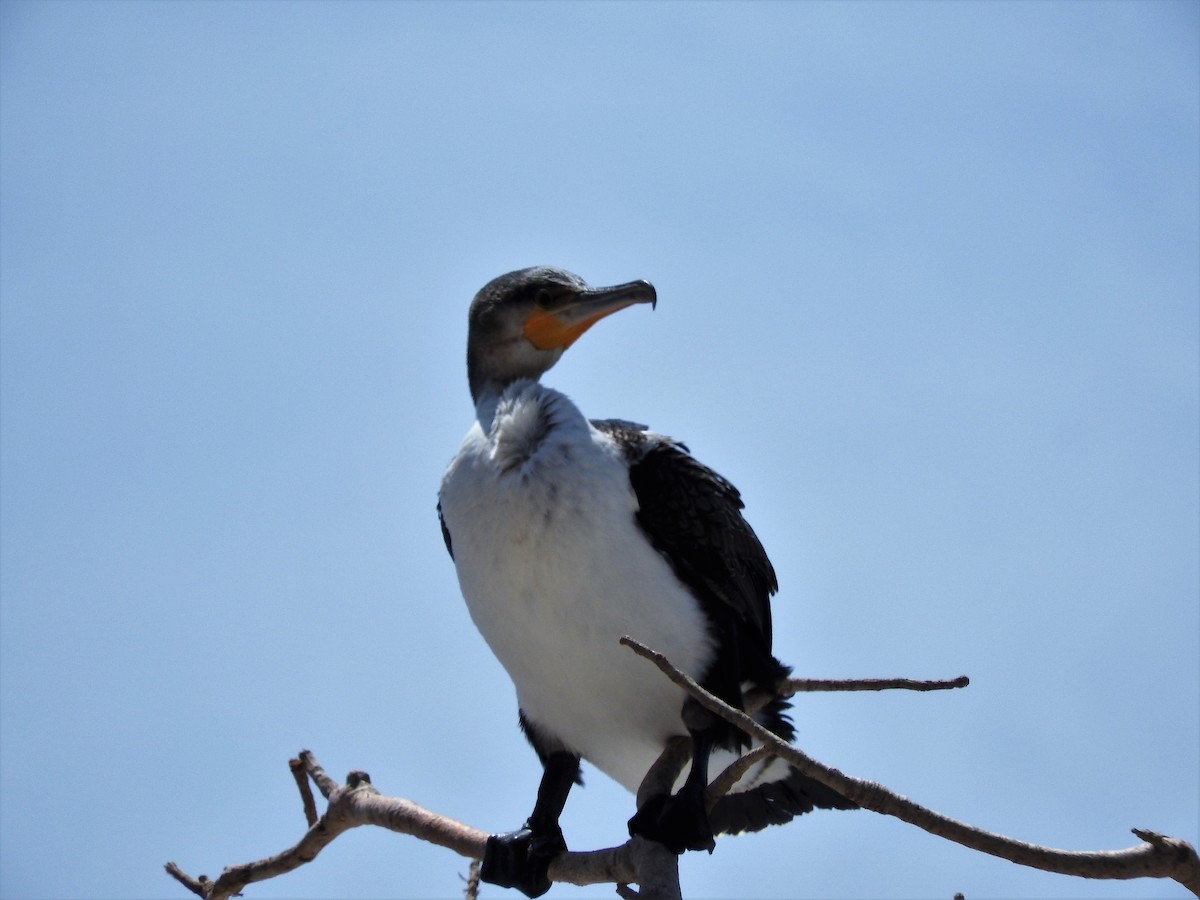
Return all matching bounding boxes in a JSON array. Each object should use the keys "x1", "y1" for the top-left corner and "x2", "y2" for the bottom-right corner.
[
  {"x1": 627, "y1": 790, "x2": 716, "y2": 854},
  {"x1": 480, "y1": 820, "x2": 567, "y2": 898}
]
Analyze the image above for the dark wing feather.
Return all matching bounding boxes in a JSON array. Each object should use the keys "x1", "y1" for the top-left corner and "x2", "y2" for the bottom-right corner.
[{"x1": 591, "y1": 419, "x2": 783, "y2": 701}]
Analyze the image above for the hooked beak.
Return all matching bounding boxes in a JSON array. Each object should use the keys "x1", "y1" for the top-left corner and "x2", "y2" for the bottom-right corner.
[{"x1": 523, "y1": 280, "x2": 657, "y2": 351}]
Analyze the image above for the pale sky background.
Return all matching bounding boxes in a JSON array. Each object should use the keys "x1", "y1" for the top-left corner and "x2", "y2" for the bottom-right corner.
[{"x1": 1, "y1": 3, "x2": 1197, "y2": 899}]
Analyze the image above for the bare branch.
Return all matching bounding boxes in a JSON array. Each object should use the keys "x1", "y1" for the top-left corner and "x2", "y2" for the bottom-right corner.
[
  {"x1": 163, "y1": 861, "x2": 209, "y2": 899},
  {"x1": 705, "y1": 744, "x2": 775, "y2": 808},
  {"x1": 619, "y1": 635, "x2": 1200, "y2": 897},
  {"x1": 740, "y1": 672, "x2": 968, "y2": 721},
  {"x1": 302, "y1": 750, "x2": 341, "y2": 799},
  {"x1": 289, "y1": 756, "x2": 318, "y2": 827},
  {"x1": 635, "y1": 735, "x2": 690, "y2": 809},
  {"x1": 463, "y1": 858, "x2": 481, "y2": 900},
  {"x1": 168, "y1": 654, "x2": 1193, "y2": 899},
  {"x1": 781, "y1": 674, "x2": 970, "y2": 693},
  {"x1": 166, "y1": 750, "x2": 684, "y2": 900},
  {"x1": 636, "y1": 736, "x2": 777, "y2": 813}
]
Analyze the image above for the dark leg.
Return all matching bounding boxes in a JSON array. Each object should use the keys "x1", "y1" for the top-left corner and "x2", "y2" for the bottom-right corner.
[
  {"x1": 627, "y1": 707, "x2": 718, "y2": 854},
  {"x1": 481, "y1": 751, "x2": 580, "y2": 898}
]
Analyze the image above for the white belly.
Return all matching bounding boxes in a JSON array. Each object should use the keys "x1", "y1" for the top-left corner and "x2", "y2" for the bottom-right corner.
[{"x1": 439, "y1": 390, "x2": 715, "y2": 793}]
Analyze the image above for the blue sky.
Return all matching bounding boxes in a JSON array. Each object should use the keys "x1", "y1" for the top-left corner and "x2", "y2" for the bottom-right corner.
[{"x1": 1, "y1": 2, "x2": 1197, "y2": 898}]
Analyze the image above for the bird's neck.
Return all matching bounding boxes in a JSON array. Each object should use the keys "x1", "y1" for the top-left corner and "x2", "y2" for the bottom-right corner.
[
  {"x1": 472, "y1": 378, "x2": 539, "y2": 431},
  {"x1": 473, "y1": 380, "x2": 590, "y2": 475}
]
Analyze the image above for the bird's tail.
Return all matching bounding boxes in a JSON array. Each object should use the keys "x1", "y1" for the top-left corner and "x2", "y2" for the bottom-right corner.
[
  {"x1": 706, "y1": 691, "x2": 856, "y2": 836},
  {"x1": 709, "y1": 764, "x2": 855, "y2": 836}
]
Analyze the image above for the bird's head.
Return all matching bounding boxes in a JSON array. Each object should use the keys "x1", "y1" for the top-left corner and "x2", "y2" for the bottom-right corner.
[{"x1": 466, "y1": 266, "x2": 657, "y2": 402}]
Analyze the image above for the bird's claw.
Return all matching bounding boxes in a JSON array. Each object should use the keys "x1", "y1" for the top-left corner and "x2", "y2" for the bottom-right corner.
[
  {"x1": 480, "y1": 821, "x2": 567, "y2": 898},
  {"x1": 627, "y1": 791, "x2": 716, "y2": 854}
]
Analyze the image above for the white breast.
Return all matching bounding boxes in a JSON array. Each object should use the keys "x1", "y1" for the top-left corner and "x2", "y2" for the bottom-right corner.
[{"x1": 439, "y1": 382, "x2": 715, "y2": 793}]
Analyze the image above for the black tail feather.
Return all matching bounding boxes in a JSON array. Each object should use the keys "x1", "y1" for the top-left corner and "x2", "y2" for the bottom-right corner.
[{"x1": 708, "y1": 766, "x2": 856, "y2": 837}]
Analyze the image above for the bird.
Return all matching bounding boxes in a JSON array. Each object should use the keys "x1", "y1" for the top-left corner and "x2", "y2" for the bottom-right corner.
[{"x1": 437, "y1": 266, "x2": 854, "y2": 897}]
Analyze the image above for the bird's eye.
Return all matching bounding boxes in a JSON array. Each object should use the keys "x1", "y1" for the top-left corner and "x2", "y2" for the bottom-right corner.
[{"x1": 534, "y1": 287, "x2": 555, "y2": 307}]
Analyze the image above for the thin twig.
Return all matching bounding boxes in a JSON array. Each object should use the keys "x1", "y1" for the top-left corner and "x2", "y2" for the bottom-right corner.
[
  {"x1": 741, "y1": 672, "x2": 968, "y2": 719},
  {"x1": 463, "y1": 858, "x2": 481, "y2": 900},
  {"x1": 289, "y1": 757, "x2": 318, "y2": 827},
  {"x1": 302, "y1": 750, "x2": 340, "y2": 799},
  {"x1": 163, "y1": 861, "x2": 208, "y2": 898},
  {"x1": 637, "y1": 737, "x2": 777, "y2": 812},
  {"x1": 705, "y1": 744, "x2": 776, "y2": 809},
  {"x1": 781, "y1": 674, "x2": 970, "y2": 693}
]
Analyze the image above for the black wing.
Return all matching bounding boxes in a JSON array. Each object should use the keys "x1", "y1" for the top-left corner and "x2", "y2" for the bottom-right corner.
[
  {"x1": 598, "y1": 420, "x2": 854, "y2": 823},
  {"x1": 591, "y1": 419, "x2": 784, "y2": 707}
]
